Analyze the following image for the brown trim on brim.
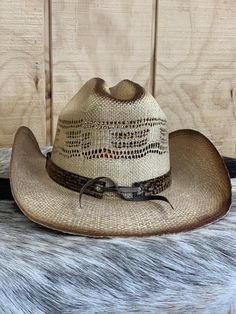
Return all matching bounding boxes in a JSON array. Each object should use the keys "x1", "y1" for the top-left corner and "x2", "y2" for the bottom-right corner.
[{"x1": 9, "y1": 127, "x2": 232, "y2": 237}]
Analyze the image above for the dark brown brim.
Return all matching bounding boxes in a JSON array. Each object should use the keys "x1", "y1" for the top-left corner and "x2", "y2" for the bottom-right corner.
[{"x1": 9, "y1": 127, "x2": 232, "y2": 237}]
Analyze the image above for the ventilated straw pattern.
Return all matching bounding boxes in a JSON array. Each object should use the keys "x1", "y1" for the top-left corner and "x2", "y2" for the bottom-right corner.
[
  {"x1": 51, "y1": 78, "x2": 170, "y2": 185},
  {"x1": 9, "y1": 78, "x2": 232, "y2": 237}
]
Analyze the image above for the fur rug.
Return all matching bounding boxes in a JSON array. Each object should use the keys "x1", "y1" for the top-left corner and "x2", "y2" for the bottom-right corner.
[{"x1": 1, "y1": 149, "x2": 236, "y2": 313}]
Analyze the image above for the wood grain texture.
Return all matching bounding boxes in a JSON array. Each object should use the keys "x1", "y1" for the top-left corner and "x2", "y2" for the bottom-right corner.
[
  {"x1": 51, "y1": 0, "x2": 155, "y2": 138},
  {"x1": 0, "y1": 0, "x2": 46, "y2": 147},
  {"x1": 155, "y1": 0, "x2": 236, "y2": 157}
]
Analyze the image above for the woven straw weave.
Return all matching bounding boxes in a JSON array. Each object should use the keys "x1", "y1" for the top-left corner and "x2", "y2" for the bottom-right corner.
[
  {"x1": 9, "y1": 78, "x2": 231, "y2": 237},
  {"x1": 52, "y1": 78, "x2": 170, "y2": 185}
]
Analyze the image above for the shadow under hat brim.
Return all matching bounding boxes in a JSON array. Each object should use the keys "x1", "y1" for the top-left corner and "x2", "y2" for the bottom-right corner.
[{"x1": 9, "y1": 126, "x2": 232, "y2": 237}]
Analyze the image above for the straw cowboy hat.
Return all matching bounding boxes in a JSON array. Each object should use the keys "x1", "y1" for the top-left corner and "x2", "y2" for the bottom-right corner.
[{"x1": 10, "y1": 78, "x2": 232, "y2": 237}]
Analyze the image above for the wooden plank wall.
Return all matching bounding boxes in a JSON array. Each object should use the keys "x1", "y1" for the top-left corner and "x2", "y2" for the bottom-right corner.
[
  {"x1": 0, "y1": 0, "x2": 235, "y2": 157},
  {"x1": 51, "y1": 0, "x2": 155, "y2": 139},
  {"x1": 155, "y1": 0, "x2": 236, "y2": 156},
  {"x1": 0, "y1": 0, "x2": 47, "y2": 146}
]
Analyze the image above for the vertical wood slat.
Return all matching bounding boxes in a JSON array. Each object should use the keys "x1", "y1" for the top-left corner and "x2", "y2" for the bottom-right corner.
[
  {"x1": 0, "y1": 0, "x2": 47, "y2": 147},
  {"x1": 155, "y1": 0, "x2": 236, "y2": 157},
  {"x1": 51, "y1": 0, "x2": 155, "y2": 139}
]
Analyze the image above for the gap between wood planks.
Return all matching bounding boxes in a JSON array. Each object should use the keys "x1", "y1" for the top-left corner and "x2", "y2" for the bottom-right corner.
[
  {"x1": 44, "y1": 0, "x2": 53, "y2": 145},
  {"x1": 151, "y1": 0, "x2": 158, "y2": 96}
]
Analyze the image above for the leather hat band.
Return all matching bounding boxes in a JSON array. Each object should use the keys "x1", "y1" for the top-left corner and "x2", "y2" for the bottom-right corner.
[{"x1": 46, "y1": 152, "x2": 172, "y2": 208}]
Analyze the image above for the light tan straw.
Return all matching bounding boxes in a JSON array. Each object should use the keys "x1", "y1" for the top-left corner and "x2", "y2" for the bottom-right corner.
[{"x1": 10, "y1": 78, "x2": 232, "y2": 237}]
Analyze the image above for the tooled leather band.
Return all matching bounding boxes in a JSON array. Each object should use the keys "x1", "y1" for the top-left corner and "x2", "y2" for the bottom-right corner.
[{"x1": 46, "y1": 152, "x2": 172, "y2": 207}]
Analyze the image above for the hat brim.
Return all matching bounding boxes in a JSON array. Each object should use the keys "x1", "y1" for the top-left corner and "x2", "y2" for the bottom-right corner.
[{"x1": 10, "y1": 126, "x2": 232, "y2": 237}]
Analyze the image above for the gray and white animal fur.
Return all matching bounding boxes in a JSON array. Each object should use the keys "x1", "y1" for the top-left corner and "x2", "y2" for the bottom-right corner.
[{"x1": 0, "y1": 149, "x2": 236, "y2": 313}]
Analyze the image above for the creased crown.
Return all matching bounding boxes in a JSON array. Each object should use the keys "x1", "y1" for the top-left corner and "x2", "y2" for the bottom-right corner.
[{"x1": 51, "y1": 78, "x2": 170, "y2": 185}]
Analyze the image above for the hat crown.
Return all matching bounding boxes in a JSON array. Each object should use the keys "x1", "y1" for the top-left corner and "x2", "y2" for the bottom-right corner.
[{"x1": 51, "y1": 78, "x2": 170, "y2": 185}]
